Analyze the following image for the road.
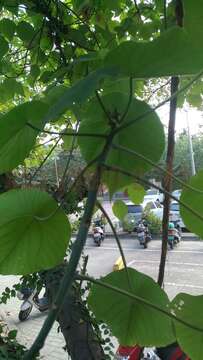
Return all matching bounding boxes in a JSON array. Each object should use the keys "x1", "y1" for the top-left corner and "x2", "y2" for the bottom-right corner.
[{"x1": 0, "y1": 237, "x2": 203, "y2": 359}]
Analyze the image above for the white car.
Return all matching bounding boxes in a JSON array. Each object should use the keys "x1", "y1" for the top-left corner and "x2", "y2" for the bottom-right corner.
[{"x1": 142, "y1": 200, "x2": 163, "y2": 220}]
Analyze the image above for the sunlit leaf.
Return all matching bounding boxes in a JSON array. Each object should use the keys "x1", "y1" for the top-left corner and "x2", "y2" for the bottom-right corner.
[
  {"x1": 0, "y1": 101, "x2": 49, "y2": 173},
  {"x1": 171, "y1": 293, "x2": 203, "y2": 360},
  {"x1": 0, "y1": 189, "x2": 70, "y2": 275},
  {"x1": 88, "y1": 268, "x2": 175, "y2": 346}
]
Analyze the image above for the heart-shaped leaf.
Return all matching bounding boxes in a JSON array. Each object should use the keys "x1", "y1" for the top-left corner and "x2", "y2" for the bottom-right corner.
[
  {"x1": 78, "y1": 92, "x2": 165, "y2": 194},
  {"x1": 0, "y1": 189, "x2": 70, "y2": 275},
  {"x1": 171, "y1": 293, "x2": 203, "y2": 360},
  {"x1": 126, "y1": 183, "x2": 146, "y2": 204},
  {"x1": 88, "y1": 268, "x2": 175, "y2": 346},
  {"x1": 0, "y1": 101, "x2": 49, "y2": 173}
]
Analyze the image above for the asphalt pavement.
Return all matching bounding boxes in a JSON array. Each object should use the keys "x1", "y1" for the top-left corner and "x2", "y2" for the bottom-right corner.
[{"x1": 0, "y1": 236, "x2": 203, "y2": 359}]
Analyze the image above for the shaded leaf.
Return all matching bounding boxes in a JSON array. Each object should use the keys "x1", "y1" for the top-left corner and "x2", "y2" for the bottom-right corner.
[
  {"x1": 171, "y1": 293, "x2": 203, "y2": 360},
  {"x1": 0, "y1": 19, "x2": 16, "y2": 41},
  {"x1": 78, "y1": 92, "x2": 165, "y2": 193},
  {"x1": 16, "y1": 21, "x2": 35, "y2": 43},
  {"x1": 0, "y1": 189, "x2": 70, "y2": 275},
  {"x1": 0, "y1": 36, "x2": 9, "y2": 58},
  {"x1": 88, "y1": 268, "x2": 175, "y2": 346}
]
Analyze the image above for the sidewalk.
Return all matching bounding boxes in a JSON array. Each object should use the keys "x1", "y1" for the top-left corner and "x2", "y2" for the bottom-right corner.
[{"x1": 0, "y1": 275, "x2": 69, "y2": 359}]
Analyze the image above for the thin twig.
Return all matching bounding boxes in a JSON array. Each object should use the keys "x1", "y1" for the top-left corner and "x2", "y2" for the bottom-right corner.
[
  {"x1": 26, "y1": 123, "x2": 108, "y2": 139},
  {"x1": 114, "y1": 69, "x2": 203, "y2": 136},
  {"x1": 96, "y1": 201, "x2": 132, "y2": 290}
]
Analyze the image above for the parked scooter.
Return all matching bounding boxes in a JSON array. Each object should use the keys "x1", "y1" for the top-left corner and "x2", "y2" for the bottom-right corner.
[
  {"x1": 137, "y1": 220, "x2": 151, "y2": 249},
  {"x1": 17, "y1": 288, "x2": 49, "y2": 321},
  {"x1": 92, "y1": 220, "x2": 105, "y2": 246},
  {"x1": 168, "y1": 222, "x2": 181, "y2": 250}
]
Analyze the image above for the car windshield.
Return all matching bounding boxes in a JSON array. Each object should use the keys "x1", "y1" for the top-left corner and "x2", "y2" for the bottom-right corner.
[
  {"x1": 127, "y1": 205, "x2": 142, "y2": 213},
  {"x1": 170, "y1": 203, "x2": 179, "y2": 211},
  {"x1": 147, "y1": 189, "x2": 159, "y2": 196}
]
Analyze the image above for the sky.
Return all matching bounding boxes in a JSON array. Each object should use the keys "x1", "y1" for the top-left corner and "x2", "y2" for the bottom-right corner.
[{"x1": 157, "y1": 105, "x2": 203, "y2": 135}]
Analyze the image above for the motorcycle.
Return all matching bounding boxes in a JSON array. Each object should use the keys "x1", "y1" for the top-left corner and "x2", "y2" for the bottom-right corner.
[
  {"x1": 137, "y1": 220, "x2": 151, "y2": 249},
  {"x1": 92, "y1": 220, "x2": 105, "y2": 247},
  {"x1": 17, "y1": 288, "x2": 49, "y2": 321},
  {"x1": 168, "y1": 222, "x2": 181, "y2": 250}
]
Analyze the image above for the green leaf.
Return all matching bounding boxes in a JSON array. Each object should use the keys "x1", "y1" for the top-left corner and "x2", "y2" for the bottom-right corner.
[
  {"x1": 88, "y1": 268, "x2": 175, "y2": 346},
  {"x1": 180, "y1": 171, "x2": 203, "y2": 237},
  {"x1": 0, "y1": 19, "x2": 16, "y2": 41},
  {"x1": 8, "y1": 330, "x2": 17, "y2": 340},
  {"x1": 0, "y1": 36, "x2": 9, "y2": 58},
  {"x1": 78, "y1": 92, "x2": 165, "y2": 193},
  {"x1": 126, "y1": 183, "x2": 146, "y2": 204},
  {"x1": 171, "y1": 293, "x2": 203, "y2": 360},
  {"x1": 0, "y1": 189, "x2": 70, "y2": 275},
  {"x1": 0, "y1": 78, "x2": 24, "y2": 102},
  {"x1": 0, "y1": 101, "x2": 49, "y2": 173},
  {"x1": 112, "y1": 200, "x2": 128, "y2": 220},
  {"x1": 16, "y1": 21, "x2": 35, "y2": 43},
  {"x1": 105, "y1": 1, "x2": 203, "y2": 78},
  {"x1": 62, "y1": 128, "x2": 77, "y2": 150},
  {"x1": 45, "y1": 67, "x2": 117, "y2": 123}
]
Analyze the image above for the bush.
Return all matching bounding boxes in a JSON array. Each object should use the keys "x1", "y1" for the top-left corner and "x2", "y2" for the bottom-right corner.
[{"x1": 143, "y1": 210, "x2": 162, "y2": 235}]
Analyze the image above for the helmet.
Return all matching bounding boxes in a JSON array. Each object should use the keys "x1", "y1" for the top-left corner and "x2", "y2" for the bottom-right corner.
[{"x1": 168, "y1": 222, "x2": 175, "y2": 229}]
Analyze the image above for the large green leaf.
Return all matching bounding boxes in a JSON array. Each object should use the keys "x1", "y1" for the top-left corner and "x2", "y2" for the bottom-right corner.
[
  {"x1": 78, "y1": 92, "x2": 165, "y2": 193},
  {"x1": 112, "y1": 200, "x2": 128, "y2": 220},
  {"x1": 180, "y1": 171, "x2": 203, "y2": 238},
  {"x1": 44, "y1": 67, "x2": 117, "y2": 123},
  {"x1": 171, "y1": 293, "x2": 203, "y2": 360},
  {"x1": 105, "y1": 1, "x2": 203, "y2": 78},
  {"x1": 88, "y1": 268, "x2": 175, "y2": 346},
  {"x1": 16, "y1": 21, "x2": 35, "y2": 43},
  {"x1": 0, "y1": 101, "x2": 49, "y2": 173},
  {"x1": 0, "y1": 189, "x2": 70, "y2": 275}
]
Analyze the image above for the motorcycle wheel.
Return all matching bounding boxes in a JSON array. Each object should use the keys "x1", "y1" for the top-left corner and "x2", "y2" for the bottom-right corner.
[
  {"x1": 144, "y1": 243, "x2": 148, "y2": 249},
  {"x1": 169, "y1": 242, "x2": 174, "y2": 250},
  {"x1": 18, "y1": 305, "x2": 33, "y2": 321}
]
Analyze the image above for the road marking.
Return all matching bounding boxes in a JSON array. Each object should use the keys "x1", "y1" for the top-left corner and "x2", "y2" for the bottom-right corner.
[
  {"x1": 165, "y1": 282, "x2": 203, "y2": 290},
  {"x1": 86, "y1": 245, "x2": 203, "y2": 254},
  {"x1": 127, "y1": 259, "x2": 203, "y2": 267}
]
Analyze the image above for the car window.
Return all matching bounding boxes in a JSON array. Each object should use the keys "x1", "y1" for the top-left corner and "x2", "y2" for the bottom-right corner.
[
  {"x1": 127, "y1": 205, "x2": 143, "y2": 213},
  {"x1": 170, "y1": 203, "x2": 179, "y2": 211},
  {"x1": 147, "y1": 189, "x2": 159, "y2": 196}
]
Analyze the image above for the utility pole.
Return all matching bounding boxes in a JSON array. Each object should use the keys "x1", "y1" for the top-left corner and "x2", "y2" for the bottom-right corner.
[{"x1": 185, "y1": 107, "x2": 196, "y2": 176}]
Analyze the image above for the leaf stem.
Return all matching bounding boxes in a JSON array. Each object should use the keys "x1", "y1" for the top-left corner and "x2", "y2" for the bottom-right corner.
[{"x1": 96, "y1": 201, "x2": 132, "y2": 290}]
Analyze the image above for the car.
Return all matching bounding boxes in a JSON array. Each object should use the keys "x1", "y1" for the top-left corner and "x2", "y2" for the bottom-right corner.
[
  {"x1": 142, "y1": 200, "x2": 163, "y2": 220},
  {"x1": 172, "y1": 189, "x2": 182, "y2": 200},
  {"x1": 169, "y1": 201, "x2": 185, "y2": 229},
  {"x1": 123, "y1": 202, "x2": 144, "y2": 232},
  {"x1": 144, "y1": 189, "x2": 164, "y2": 203}
]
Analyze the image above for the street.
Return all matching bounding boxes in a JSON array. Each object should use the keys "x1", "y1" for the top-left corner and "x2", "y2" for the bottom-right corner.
[{"x1": 1, "y1": 237, "x2": 203, "y2": 359}]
